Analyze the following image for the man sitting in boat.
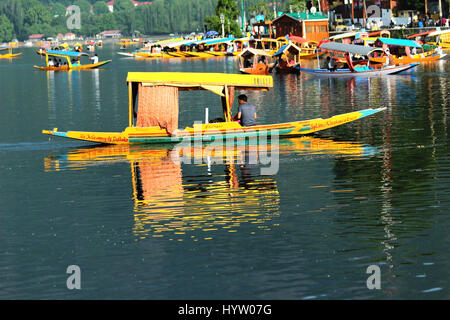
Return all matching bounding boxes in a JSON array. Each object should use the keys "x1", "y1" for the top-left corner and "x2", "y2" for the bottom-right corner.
[
  {"x1": 325, "y1": 56, "x2": 337, "y2": 72},
  {"x1": 233, "y1": 94, "x2": 257, "y2": 127}
]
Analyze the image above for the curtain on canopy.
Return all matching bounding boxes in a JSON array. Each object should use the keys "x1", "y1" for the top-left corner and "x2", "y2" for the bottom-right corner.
[{"x1": 136, "y1": 84, "x2": 179, "y2": 135}]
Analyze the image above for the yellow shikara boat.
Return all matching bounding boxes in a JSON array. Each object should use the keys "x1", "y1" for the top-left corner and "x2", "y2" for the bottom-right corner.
[
  {"x1": 43, "y1": 72, "x2": 385, "y2": 144},
  {"x1": 33, "y1": 50, "x2": 111, "y2": 71},
  {"x1": 426, "y1": 29, "x2": 450, "y2": 49},
  {"x1": 117, "y1": 38, "x2": 138, "y2": 47},
  {"x1": 369, "y1": 37, "x2": 446, "y2": 65},
  {"x1": 0, "y1": 46, "x2": 22, "y2": 59}
]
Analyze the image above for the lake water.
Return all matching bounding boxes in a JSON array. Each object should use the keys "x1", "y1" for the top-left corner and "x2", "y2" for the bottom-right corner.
[{"x1": 0, "y1": 45, "x2": 449, "y2": 299}]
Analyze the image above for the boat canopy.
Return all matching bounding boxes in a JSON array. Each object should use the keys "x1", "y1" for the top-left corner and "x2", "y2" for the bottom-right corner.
[
  {"x1": 407, "y1": 31, "x2": 433, "y2": 39},
  {"x1": 329, "y1": 32, "x2": 357, "y2": 40},
  {"x1": 287, "y1": 35, "x2": 311, "y2": 44},
  {"x1": 319, "y1": 42, "x2": 384, "y2": 56},
  {"x1": 165, "y1": 39, "x2": 194, "y2": 48},
  {"x1": 126, "y1": 72, "x2": 273, "y2": 130},
  {"x1": 368, "y1": 30, "x2": 390, "y2": 38},
  {"x1": 199, "y1": 37, "x2": 235, "y2": 45},
  {"x1": 428, "y1": 29, "x2": 450, "y2": 37},
  {"x1": 239, "y1": 48, "x2": 273, "y2": 58},
  {"x1": 146, "y1": 38, "x2": 184, "y2": 48},
  {"x1": 273, "y1": 43, "x2": 301, "y2": 57},
  {"x1": 375, "y1": 38, "x2": 422, "y2": 48},
  {"x1": 127, "y1": 72, "x2": 273, "y2": 91},
  {"x1": 184, "y1": 37, "x2": 234, "y2": 47},
  {"x1": 45, "y1": 50, "x2": 88, "y2": 57}
]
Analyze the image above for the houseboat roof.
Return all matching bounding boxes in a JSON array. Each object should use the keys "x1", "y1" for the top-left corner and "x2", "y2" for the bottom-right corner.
[{"x1": 274, "y1": 12, "x2": 329, "y2": 22}]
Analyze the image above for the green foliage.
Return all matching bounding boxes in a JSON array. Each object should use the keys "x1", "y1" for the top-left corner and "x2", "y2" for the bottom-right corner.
[
  {"x1": 204, "y1": 0, "x2": 242, "y2": 36},
  {"x1": 0, "y1": 13, "x2": 14, "y2": 41},
  {"x1": 397, "y1": 0, "x2": 425, "y2": 12},
  {"x1": 93, "y1": 1, "x2": 109, "y2": 15},
  {"x1": 51, "y1": 2, "x2": 66, "y2": 17},
  {"x1": 74, "y1": 0, "x2": 92, "y2": 13},
  {"x1": 287, "y1": 0, "x2": 306, "y2": 13},
  {"x1": 114, "y1": 0, "x2": 134, "y2": 11},
  {"x1": 0, "y1": 0, "x2": 287, "y2": 40}
]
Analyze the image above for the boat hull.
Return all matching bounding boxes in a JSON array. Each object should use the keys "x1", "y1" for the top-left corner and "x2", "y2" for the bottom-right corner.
[
  {"x1": 370, "y1": 53, "x2": 446, "y2": 65},
  {"x1": 43, "y1": 108, "x2": 386, "y2": 145},
  {"x1": 33, "y1": 60, "x2": 112, "y2": 71},
  {"x1": 0, "y1": 52, "x2": 22, "y2": 59},
  {"x1": 240, "y1": 63, "x2": 271, "y2": 75},
  {"x1": 117, "y1": 52, "x2": 135, "y2": 57},
  {"x1": 299, "y1": 63, "x2": 419, "y2": 77}
]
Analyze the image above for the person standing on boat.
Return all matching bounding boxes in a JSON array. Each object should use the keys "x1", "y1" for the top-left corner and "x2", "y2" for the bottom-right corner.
[
  {"x1": 234, "y1": 94, "x2": 257, "y2": 127},
  {"x1": 90, "y1": 54, "x2": 99, "y2": 64}
]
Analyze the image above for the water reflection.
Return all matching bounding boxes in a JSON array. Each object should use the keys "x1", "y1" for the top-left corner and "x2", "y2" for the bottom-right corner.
[
  {"x1": 92, "y1": 69, "x2": 101, "y2": 115},
  {"x1": 46, "y1": 71, "x2": 56, "y2": 121},
  {"x1": 44, "y1": 136, "x2": 377, "y2": 241}
]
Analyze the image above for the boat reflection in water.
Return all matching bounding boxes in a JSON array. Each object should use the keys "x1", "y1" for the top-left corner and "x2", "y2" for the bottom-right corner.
[{"x1": 44, "y1": 136, "x2": 377, "y2": 241}]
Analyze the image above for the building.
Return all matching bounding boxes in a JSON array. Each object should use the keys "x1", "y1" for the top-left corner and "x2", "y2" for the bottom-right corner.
[
  {"x1": 272, "y1": 12, "x2": 329, "y2": 42},
  {"x1": 64, "y1": 32, "x2": 77, "y2": 40},
  {"x1": 97, "y1": 30, "x2": 122, "y2": 39},
  {"x1": 28, "y1": 34, "x2": 44, "y2": 41}
]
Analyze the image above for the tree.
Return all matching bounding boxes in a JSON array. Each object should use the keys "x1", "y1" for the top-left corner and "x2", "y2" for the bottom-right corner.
[
  {"x1": 0, "y1": 14, "x2": 14, "y2": 41},
  {"x1": 1, "y1": 0, "x2": 25, "y2": 39},
  {"x1": 286, "y1": 0, "x2": 307, "y2": 12},
  {"x1": 52, "y1": 3, "x2": 66, "y2": 17},
  {"x1": 24, "y1": 3, "x2": 52, "y2": 28},
  {"x1": 98, "y1": 12, "x2": 117, "y2": 30},
  {"x1": 205, "y1": 0, "x2": 241, "y2": 36},
  {"x1": 114, "y1": 0, "x2": 134, "y2": 11},
  {"x1": 74, "y1": 0, "x2": 92, "y2": 13},
  {"x1": 93, "y1": 1, "x2": 110, "y2": 15}
]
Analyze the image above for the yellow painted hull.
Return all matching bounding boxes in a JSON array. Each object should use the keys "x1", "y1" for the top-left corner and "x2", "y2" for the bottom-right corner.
[
  {"x1": 134, "y1": 52, "x2": 163, "y2": 58},
  {"x1": 0, "y1": 52, "x2": 22, "y2": 59},
  {"x1": 33, "y1": 60, "x2": 112, "y2": 71},
  {"x1": 43, "y1": 108, "x2": 385, "y2": 145},
  {"x1": 370, "y1": 52, "x2": 446, "y2": 65},
  {"x1": 180, "y1": 52, "x2": 211, "y2": 58},
  {"x1": 162, "y1": 52, "x2": 186, "y2": 58},
  {"x1": 205, "y1": 51, "x2": 227, "y2": 57}
]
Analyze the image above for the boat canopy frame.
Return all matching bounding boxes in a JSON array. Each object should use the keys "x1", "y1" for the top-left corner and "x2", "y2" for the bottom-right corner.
[
  {"x1": 44, "y1": 50, "x2": 88, "y2": 67},
  {"x1": 374, "y1": 38, "x2": 422, "y2": 48},
  {"x1": 319, "y1": 41, "x2": 386, "y2": 56},
  {"x1": 126, "y1": 72, "x2": 273, "y2": 127}
]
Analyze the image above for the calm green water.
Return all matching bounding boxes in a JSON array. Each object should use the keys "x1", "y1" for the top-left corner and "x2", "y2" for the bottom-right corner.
[{"x1": 0, "y1": 45, "x2": 449, "y2": 299}]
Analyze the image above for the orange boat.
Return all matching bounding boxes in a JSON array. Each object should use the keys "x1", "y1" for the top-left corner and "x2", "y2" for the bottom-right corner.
[
  {"x1": 238, "y1": 48, "x2": 274, "y2": 75},
  {"x1": 370, "y1": 37, "x2": 446, "y2": 65}
]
